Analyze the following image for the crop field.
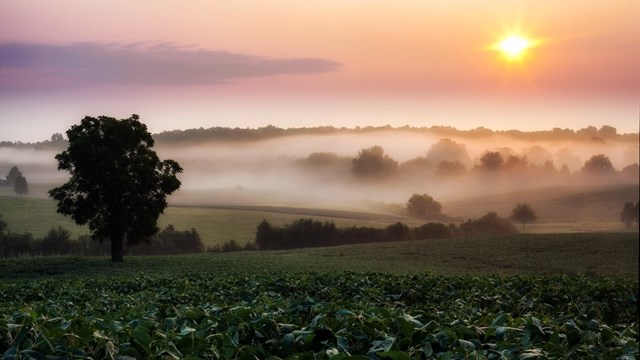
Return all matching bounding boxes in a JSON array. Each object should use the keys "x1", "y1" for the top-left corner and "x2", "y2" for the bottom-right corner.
[
  {"x1": 1, "y1": 232, "x2": 637, "y2": 279},
  {"x1": 1, "y1": 233, "x2": 639, "y2": 359},
  {"x1": 1, "y1": 266, "x2": 638, "y2": 359}
]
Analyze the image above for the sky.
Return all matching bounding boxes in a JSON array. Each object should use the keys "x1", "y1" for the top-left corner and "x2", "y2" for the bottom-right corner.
[{"x1": 0, "y1": 1, "x2": 639, "y2": 142}]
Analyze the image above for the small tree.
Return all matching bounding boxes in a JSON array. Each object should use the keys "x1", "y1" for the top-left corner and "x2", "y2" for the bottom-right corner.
[
  {"x1": 13, "y1": 175, "x2": 28, "y2": 196},
  {"x1": 406, "y1": 193, "x2": 443, "y2": 219},
  {"x1": 5, "y1": 166, "x2": 21, "y2": 186},
  {"x1": 49, "y1": 115, "x2": 182, "y2": 262},
  {"x1": 510, "y1": 203, "x2": 538, "y2": 230},
  {"x1": 39, "y1": 226, "x2": 73, "y2": 255},
  {"x1": 620, "y1": 201, "x2": 638, "y2": 227}
]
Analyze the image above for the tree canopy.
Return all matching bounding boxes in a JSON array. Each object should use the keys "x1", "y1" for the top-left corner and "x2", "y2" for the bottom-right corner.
[
  {"x1": 351, "y1": 145, "x2": 398, "y2": 179},
  {"x1": 620, "y1": 201, "x2": 638, "y2": 227},
  {"x1": 406, "y1": 193, "x2": 443, "y2": 220},
  {"x1": 581, "y1": 154, "x2": 616, "y2": 176},
  {"x1": 49, "y1": 115, "x2": 182, "y2": 262},
  {"x1": 13, "y1": 175, "x2": 28, "y2": 196},
  {"x1": 478, "y1": 151, "x2": 504, "y2": 171},
  {"x1": 510, "y1": 203, "x2": 538, "y2": 230},
  {"x1": 5, "y1": 166, "x2": 21, "y2": 186}
]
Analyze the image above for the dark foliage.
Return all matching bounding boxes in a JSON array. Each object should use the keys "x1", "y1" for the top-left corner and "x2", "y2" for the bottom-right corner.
[
  {"x1": 0, "y1": 214, "x2": 6, "y2": 234},
  {"x1": 4, "y1": 166, "x2": 21, "y2": 186},
  {"x1": 412, "y1": 222, "x2": 454, "y2": 239},
  {"x1": 0, "y1": 225, "x2": 204, "y2": 258},
  {"x1": 406, "y1": 193, "x2": 444, "y2": 220},
  {"x1": 581, "y1": 154, "x2": 616, "y2": 176},
  {"x1": 510, "y1": 203, "x2": 538, "y2": 230},
  {"x1": 478, "y1": 151, "x2": 504, "y2": 171},
  {"x1": 460, "y1": 212, "x2": 518, "y2": 236},
  {"x1": 351, "y1": 145, "x2": 398, "y2": 180},
  {"x1": 0, "y1": 232, "x2": 34, "y2": 258},
  {"x1": 49, "y1": 114, "x2": 182, "y2": 262},
  {"x1": 255, "y1": 213, "x2": 517, "y2": 250},
  {"x1": 620, "y1": 201, "x2": 639, "y2": 227},
  {"x1": 207, "y1": 239, "x2": 257, "y2": 253},
  {"x1": 38, "y1": 226, "x2": 74, "y2": 255},
  {"x1": 13, "y1": 175, "x2": 28, "y2": 196}
]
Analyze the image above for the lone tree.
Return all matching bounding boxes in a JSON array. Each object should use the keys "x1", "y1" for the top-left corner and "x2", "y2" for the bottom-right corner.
[
  {"x1": 13, "y1": 175, "x2": 28, "y2": 196},
  {"x1": 49, "y1": 115, "x2": 182, "y2": 262},
  {"x1": 5, "y1": 166, "x2": 22, "y2": 186},
  {"x1": 620, "y1": 201, "x2": 638, "y2": 227},
  {"x1": 510, "y1": 203, "x2": 538, "y2": 230},
  {"x1": 406, "y1": 193, "x2": 443, "y2": 220}
]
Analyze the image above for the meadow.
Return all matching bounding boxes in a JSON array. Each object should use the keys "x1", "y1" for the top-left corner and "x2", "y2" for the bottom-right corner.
[{"x1": 1, "y1": 182, "x2": 637, "y2": 247}]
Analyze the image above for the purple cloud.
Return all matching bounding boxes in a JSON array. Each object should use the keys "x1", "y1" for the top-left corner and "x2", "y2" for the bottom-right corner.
[{"x1": 0, "y1": 42, "x2": 340, "y2": 89}]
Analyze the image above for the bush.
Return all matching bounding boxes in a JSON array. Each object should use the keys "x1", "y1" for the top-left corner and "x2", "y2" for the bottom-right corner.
[
  {"x1": 37, "y1": 226, "x2": 76, "y2": 255},
  {"x1": 208, "y1": 240, "x2": 257, "y2": 253},
  {"x1": 412, "y1": 222, "x2": 453, "y2": 239},
  {"x1": 0, "y1": 232, "x2": 34, "y2": 257},
  {"x1": 460, "y1": 212, "x2": 517, "y2": 236}
]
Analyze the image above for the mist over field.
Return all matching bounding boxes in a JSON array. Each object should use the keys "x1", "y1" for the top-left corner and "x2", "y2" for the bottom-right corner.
[{"x1": 1, "y1": 126, "x2": 638, "y2": 221}]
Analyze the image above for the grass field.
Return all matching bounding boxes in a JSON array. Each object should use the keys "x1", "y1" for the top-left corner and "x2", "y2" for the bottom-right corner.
[
  {"x1": 1, "y1": 182, "x2": 638, "y2": 246},
  {"x1": 0, "y1": 193, "x2": 416, "y2": 246},
  {"x1": 1, "y1": 232, "x2": 637, "y2": 280}
]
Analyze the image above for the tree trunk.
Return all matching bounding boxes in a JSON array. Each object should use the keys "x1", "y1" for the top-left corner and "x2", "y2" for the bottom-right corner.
[{"x1": 111, "y1": 236, "x2": 124, "y2": 262}]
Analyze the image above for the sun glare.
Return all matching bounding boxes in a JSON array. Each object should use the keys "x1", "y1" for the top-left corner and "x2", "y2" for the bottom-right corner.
[{"x1": 494, "y1": 34, "x2": 536, "y2": 61}]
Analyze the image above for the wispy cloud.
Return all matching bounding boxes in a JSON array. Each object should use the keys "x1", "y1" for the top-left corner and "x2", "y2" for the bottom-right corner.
[{"x1": 0, "y1": 42, "x2": 340, "y2": 90}]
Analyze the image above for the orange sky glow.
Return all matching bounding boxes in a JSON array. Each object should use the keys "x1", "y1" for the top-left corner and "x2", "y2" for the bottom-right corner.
[{"x1": 0, "y1": 1, "x2": 638, "y2": 141}]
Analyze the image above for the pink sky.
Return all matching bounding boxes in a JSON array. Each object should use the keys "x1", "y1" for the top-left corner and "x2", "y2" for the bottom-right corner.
[{"x1": 1, "y1": 1, "x2": 639, "y2": 141}]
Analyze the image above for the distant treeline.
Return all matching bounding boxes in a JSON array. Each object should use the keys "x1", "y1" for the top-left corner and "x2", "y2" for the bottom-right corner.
[
  {"x1": 0, "y1": 224, "x2": 204, "y2": 258},
  {"x1": 1, "y1": 124, "x2": 637, "y2": 148},
  {"x1": 254, "y1": 212, "x2": 517, "y2": 250},
  {"x1": 153, "y1": 124, "x2": 637, "y2": 144}
]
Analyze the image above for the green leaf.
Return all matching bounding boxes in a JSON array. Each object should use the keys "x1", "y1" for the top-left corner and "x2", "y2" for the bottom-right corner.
[
  {"x1": 521, "y1": 329, "x2": 531, "y2": 348},
  {"x1": 158, "y1": 341, "x2": 183, "y2": 360},
  {"x1": 491, "y1": 313, "x2": 507, "y2": 327},
  {"x1": 377, "y1": 351, "x2": 411, "y2": 360},
  {"x1": 19, "y1": 350, "x2": 45, "y2": 360},
  {"x1": 519, "y1": 349, "x2": 545, "y2": 359},
  {"x1": 459, "y1": 339, "x2": 475, "y2": 350},
  {"x1": 133, "y1": 326, "x2": 152, "y2": 348}
]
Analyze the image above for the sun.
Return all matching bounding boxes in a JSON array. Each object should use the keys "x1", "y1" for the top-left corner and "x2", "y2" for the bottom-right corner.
[{"x1": 493, "y1": 34, "x2": 537, "y2": 61}]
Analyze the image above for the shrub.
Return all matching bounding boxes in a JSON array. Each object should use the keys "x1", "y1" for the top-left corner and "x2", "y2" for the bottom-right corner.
[{"x1": 412, "y1": 222, "x2": 453, "y2": 239}]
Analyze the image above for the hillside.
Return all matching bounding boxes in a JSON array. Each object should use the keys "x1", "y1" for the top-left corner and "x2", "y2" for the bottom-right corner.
[{"x1": 1, "y1": 183, "x2": 637, "y2": 245}]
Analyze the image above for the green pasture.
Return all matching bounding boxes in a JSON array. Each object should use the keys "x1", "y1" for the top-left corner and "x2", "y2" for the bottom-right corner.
[
  {"x1": 0, "y1": 194, "x2": 415, "y2": 246},
  {"x1": 1, "y1": 182, "x2": 637, "y2": 248}
]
